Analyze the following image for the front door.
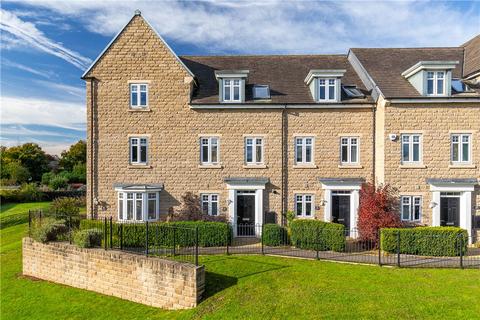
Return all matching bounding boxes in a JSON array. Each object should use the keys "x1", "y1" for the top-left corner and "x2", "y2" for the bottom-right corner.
[
  {"x1": 440, "y1": 197, "x2": 460, "y2": 227},
  {"x1": 236, "y1": 191, "x2": 256, "y2": 236},
  {"x1": 332, "y1": 192, "x2": 351, "y2": 234}
]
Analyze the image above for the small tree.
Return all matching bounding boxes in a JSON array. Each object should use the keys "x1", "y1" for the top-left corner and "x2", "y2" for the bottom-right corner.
[
  {"x1": 357, "y1": 183, "x2": 401, "y2": 243},
  {"x1": 166, "y1": 192, "x2": 226, "y2": 222}
]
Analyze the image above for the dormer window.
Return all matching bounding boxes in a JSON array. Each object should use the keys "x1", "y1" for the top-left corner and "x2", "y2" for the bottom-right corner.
[
  {"x1": 253, "y1": 85, "x2": 270, "y2": 99},
  {"x1": 223, "y1": 79, "x2": 241, "y2": 102},
  {"x1": 426, "y1": 71, "x2": 445, "y2": 95},
  {"x1": 215, "y1": 70, "x2": 249, "y2": 103},
  {"x1": 304, "y1": 69, "x2": 346, "y2": 103},
  {"x1": 319, "y1": 79, "x2": 336, "y2": 101}
]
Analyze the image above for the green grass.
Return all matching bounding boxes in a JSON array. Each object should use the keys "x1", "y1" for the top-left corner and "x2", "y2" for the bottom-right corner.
[{"x1": 1, "y1": 202, "x2": 479, "y2": 319}]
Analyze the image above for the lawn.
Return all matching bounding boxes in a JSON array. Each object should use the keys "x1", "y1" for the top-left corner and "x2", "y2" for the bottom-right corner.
[{"x1": 1, "y1": 202, "x2": 479, "y2": 319}]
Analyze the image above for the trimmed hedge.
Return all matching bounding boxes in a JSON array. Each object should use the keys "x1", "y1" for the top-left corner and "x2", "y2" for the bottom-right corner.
[
  {"x1": 79, "y1": 220, "x2": 231, "y2": 248},
  {"x1": 74, "y1": 229, "x2": 102, "y2": 248},
  {"x1": 381, "y1": 227, "x2": 468, "y2": 257},
  {"x1": 262, "y1": 224, "x2": 287, "y2": 246},
  {"x1": 31, "y1": 217, "x2": 67, "y2": 243},
  {"x1": 290, "y1": 219, "x2": 346, "y2": 252}
]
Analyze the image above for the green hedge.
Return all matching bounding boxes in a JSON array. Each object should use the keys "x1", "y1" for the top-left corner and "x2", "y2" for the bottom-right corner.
[
  {"x1": 79, "y1": 220, "x2": 231, "y2": 248},
  {"x1": 381, "y1": 227, "x2": 468, "y2": 257},
  {"x1": 31, "y1": 217, "x2": 68, "y2": 243},
  {"x1": 74, "y1": 229, "x2": 102, "y2": 248},
  {"x1": 290, "y1": 219, "x2": 345, "y2": 252},
  {"x1": 262, "y1": 224, "x2": 288, "y2": 246}
]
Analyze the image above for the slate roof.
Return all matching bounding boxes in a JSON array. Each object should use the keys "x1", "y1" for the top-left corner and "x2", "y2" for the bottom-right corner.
[
  {"x1": 350, "y1": 47, "x2": 475, "y2": 98},
  {"x1": 180, "y1": 55, "x2": 373, "y2": 105},
  {"x1": 462, "y1": 34, "x2": 480, "y2": 78}
]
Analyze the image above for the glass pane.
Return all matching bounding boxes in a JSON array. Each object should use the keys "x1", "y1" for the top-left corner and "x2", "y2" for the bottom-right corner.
[
  {"x1": 319, "y1": 86, "x2": 325, "y2": 100},
  {"x1": 211, "y1": 202, "x2": 218, "y2": 216},
  {"x1": 305, "y1": 202, "x2": 312, "y2": 216},
  {"x1": 412, "y1": 144, "x2": 419, "y2": 162},
  {"x1": 136, "y1": 194, "x2": 143, "y2": 220},
  {"x1": 402, "y1": 205, "x2": 410, "y2": 220},
  {"x1": 414, "y1": 206, "x2": 420, "y2": 220},
  {"x1": 148, "y1": 200, "x2": 156, "y2": 220},
  {"x1": 427, "y1": 79, "x2": 433, "y2": 94},
  {"x1": 140, "y1": 145, "x2": 147, "y2": 163},
  {"x1": 305, "y1": 145, "x2": 312, "y2": 163},
  {"x1": 202, "y1": 145, "x2": 209, "y2": 163},
  {"x1": 140, "y1": 91, "x2": 147, "y2": 105},
  {"x1": 224, "y1": 85, "x2": 230, "y2": 100},
  {"x1": 341, "y1": 145, "x2": 348, "y2": 162},
  {"x1": 402, "y1": 143, "x2": 409, "y2": 162},
  {"x1": 131, "y1": 92, "x2": 138, "y2": 106},
  {"x1": 452, "y1": 143, "x2": 459, "y2": 162},
  {"x1": 328, "y1": 85, "x2": 335, "y2": 100},
  {"x1": 119, "y1": 199, "x2": 124, "y2": 220},
  {"x1": 256, "y1": 144, "x2": 262, "y2": 163},
  {"x1": 127, "y1": 199, "x2": 133, "y2": 220},
  {"x1": 233, "y1": 86, "x2": 240, "y2": 100},
  {"x1": 462, "y1": 143, "x2": 469, "y2": 161},
  {"x1": 211, "y1": 144, "x2": 218, "y2": 163},
  {"x1": 296, "y1": 202, "x2": 302, "y2": 216},
  {"x1": 246, "y1": 145, "x2": 253, "y2": 163},
  {"x1": 202, "y1": 202, "x2": 208, "y2": 214},
  {"x1": 131, "y1": 145, "x2": 138, "y2": 162},
  {"x1": 437, "y1": 79, "x2": 444, "y2": 94},
  {"x1": 296, "y1": 145, "x2": 302, "y2": 162},
  {"x1": 351, "y1": 145, "x2": 358, "y2": 163}
]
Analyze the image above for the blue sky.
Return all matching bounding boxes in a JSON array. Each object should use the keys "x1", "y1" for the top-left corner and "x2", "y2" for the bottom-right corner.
[{"x1": 1, "y1": 0, "x2": 479, "y2": 154}]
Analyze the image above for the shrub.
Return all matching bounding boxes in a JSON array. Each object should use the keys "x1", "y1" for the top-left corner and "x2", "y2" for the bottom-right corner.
[
  {"x1": 41, "y1": 172, "x2": 55, "y2": 186},
  {"x1": 381, "y1": 227, "x2": 468, "y2": 257},
  {"x1": 262, "y1": 224, "x2": 288, "y2": 246},
  {"x1": 31, "y1": 217, "x2": 67, "y2": 243},
  {"x1": 2, "y1": 161, "x2": 30, "y2": 184},
  {"x1": 357, "y1": 183, "x2": 401, "y2": 244},
  {"x1": 73, "y1": 229, "x2": 103, "y2": 248},
  {"x1": 18, "y1": 183, "x2": 43, "y2": 202},
  {"x1": 49, "y1": 176, "x2": 68, "y2": 190},
  {"x1": 290, "y1": 219, "x2": 345, "y2": 252},
  {"x1": 165, "y1": 192, "x2": 227, "y2": 222}
]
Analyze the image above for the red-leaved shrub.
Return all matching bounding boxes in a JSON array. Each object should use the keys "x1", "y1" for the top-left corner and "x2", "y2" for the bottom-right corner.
[
  {"x1": 165, "y1": 192, "x2": 227, "y2": 222},
  {"x1": 357, "y1": 183, "x2": 401, "y2": 243}
]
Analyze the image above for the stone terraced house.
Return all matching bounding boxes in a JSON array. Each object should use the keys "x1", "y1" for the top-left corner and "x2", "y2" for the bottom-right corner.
[{"x1": 82, "y1": 11, "x2": 480, "y2": 241}]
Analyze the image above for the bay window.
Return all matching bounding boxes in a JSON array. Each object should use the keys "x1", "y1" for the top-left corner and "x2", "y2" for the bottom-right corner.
[{"x1": 117, "y1": 191, "x2": 159, "y2": 221}]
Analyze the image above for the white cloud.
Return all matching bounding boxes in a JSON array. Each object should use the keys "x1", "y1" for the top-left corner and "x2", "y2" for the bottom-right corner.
[
  {"x1": 10, "y1": 0, "x2": 480, "y2": 54},
  {"x1": 2, "y1": 58, "x2": 57, "y2": 79},
  {"x1": 1, "y1": 95, "x2": 86, "y2": 130},
  {"x1": 33, "y1": 80, "x2": 85, "y2": 98},
  {"x1": 0, "y1": 9, "x2": 92, "y2": 69}
]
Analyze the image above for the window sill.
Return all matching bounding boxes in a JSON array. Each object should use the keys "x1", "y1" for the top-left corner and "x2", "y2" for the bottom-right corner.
[
  {"x1": 128, "y1": 108, "x2": 151, "y2": 112},
  {"x1": 338, "y1": 164, "x2": 363, "y2": 169},
  {"x1": 399, "y1": 164, "x2": 426, "y2": 169},
  {"x1": 293, "y1": 164, "x2": 318, "y2": 169},
  {"x1": 198, "y1": 164, "x2": 223, "y2": 169},
  {"x1": 128, "y1": 164, "x2": 152, "y2": 169},
  {"x1": 243, "y1": 164, "x2": 267, "y2": 169},
  {"x1": 448, "y1": 164, "x2": 476, "y2": 169}
]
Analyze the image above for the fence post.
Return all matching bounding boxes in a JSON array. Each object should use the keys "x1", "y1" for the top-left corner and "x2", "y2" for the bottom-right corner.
[
  {"x1": 173, "y1": 227, "x2": 176, "y2": 256},
  {"x1": 226, "y1": 223, "x2": 230, "y2": 255},
  {"x1": 109, "y1": 217, "x2": 113, "y2": 249},
  {"x1": 69, "y1": 215, "x2": 72, "y2": 244},
  {"x1": 28, "y1": 210, "x2": 31, "y2": 237},
  {"x1": 145, "y1": 221, "x2": 149, "y2": 256},
  {"x1": 459, "y1": 234, "x2": 464, "y2": 269},
  {"x1": 120, "y1": 223, "x2": 123, "y2": 250},
  {"x1": 378, "y1": 230, "x2": 382, "y2": 266},
  {"x1": 316, "y1": 229, "x2": 320, "y2": 260},
  {"x1": 39, "y1": 210, "x2": 42, "y2": 226},
  {"x1": 261, "y1": 224, "x2": 264, "y2": 255},
  {"x1": 396, "y1": 231, "x2": 401, "y2": 267},
  {"x1": 104, "y1": 217, "x2": 107, "y2": 250},
  {"x1": 195, "y1": 226, "x2": 199, "y2": 266}
]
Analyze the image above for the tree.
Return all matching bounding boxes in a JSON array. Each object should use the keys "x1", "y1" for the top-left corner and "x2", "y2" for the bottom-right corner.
[
  {"x1": 166, "y1": 192, "x2": 226, "y2": 222},
  {"x1": 60, "y1": 140, "x2": 86, "y2": 171},
  {"x1": 2, "y1": 161, "x2": 31, "y2": 184},
  {"x1": 357, "y1": 183, "x2": 402, "y2": 243},
  {"x1": 1, "y1": 143, "x2": 49, "y2": 181}
]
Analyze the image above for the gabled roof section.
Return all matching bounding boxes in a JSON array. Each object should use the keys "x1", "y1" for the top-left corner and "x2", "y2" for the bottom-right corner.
[
  {"x1": 181, "y1": 55, "x2": 372, "y2": 105},
  {"x1": 462, "y1": 34, "x2": 480, "y2": 78},
  {"x1": 350, "y1": 47, "x2": 467, "y2": 98},
  {"x1": 81, "y1": 10, "x2": 194, "y2": 79}
]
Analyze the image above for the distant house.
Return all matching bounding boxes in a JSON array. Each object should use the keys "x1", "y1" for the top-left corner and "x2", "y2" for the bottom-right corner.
[{"x1": 82, "y1": 10, "x2": 479, "y2": 241}]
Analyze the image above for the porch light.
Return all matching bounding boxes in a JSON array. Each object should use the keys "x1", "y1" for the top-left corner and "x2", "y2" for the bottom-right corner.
[
  {"x1": 429, "y1": 201, "x2": 437, "y2": 209},
  {"x1": 320, "y1": 199, "x2": 327, "y2": 206}
]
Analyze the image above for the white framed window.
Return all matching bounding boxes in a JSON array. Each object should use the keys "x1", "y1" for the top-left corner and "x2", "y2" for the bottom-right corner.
[
  {"x1": 200, "y1": 137, "x2": 219, "y2": 165},
  {"x1": 130, "y1": 83, "x2": 148, "y2": 107},
  {"x1": 401, "y1": 196, "x2": 422, "y2": 222},
  {"x1": 130, "y1": 137, "x2": 148, "y2": 164},
  {"x1": 451, "y1": 134, "x2": 471, "y2": 164},
  {"x1": 318, "y1": 78, "x2": 336, "y2": 101},
  {"x1": 118, "y1": 191, "x2": 159, "y2": 221},
  {"x1": 201, "y1": 194, "x2": 219, "y2": 216},
  {"x1": 401, "y1": 134, "x2": 422, "y2": 164},
  {"x1": 223, "y1": 79, "x2": 241, "y2": 102},
  {"x1": 426, "y1": 71, "x2": 445, "y2": 96},
  {"x1": 245, "y1": 137, "x2": 264, "y2": 165},
  {"x1": 295, "y1": 194, "x2": 314, "y2": 218},
  {"x1": 295, "y1": 137, "x2": 314, "y2": 164},
  {"x1": 340, "y1": 137, "x2": 359, "y2": 164}
]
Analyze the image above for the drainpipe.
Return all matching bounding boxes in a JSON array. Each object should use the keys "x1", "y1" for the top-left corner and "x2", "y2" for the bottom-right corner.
[
  {"x1": 86, "y1": 77, "x2": 97, "y2": 219},
  {"x1": 372, "y1": 104, "x2": 376, "y2": 187},
  {"x1": 281, "y1": 105, "x2": 288, "y2": 226}
]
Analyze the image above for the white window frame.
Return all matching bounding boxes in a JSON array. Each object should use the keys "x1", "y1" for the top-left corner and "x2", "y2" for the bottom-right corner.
[
  {"x1": 201, "y1": 193, "x2": 219, "y2": 216},
  {"x1": 340, "y1": 136, "x2": 359, "y2": 165},
  {"x1": 222, "y1": 78, "x2": 241, "y2": 102},
  {"x1": 117, "y1": 191, "x2": 159, "y2": 222},
  {"x1": 401, "y1": 134, "x2": 422, "y2": 164},
  {"x1": 245, "y1": 137, "x2": 264, "y2": 165},
  {"x1": 200, "y1": 137, "x2": 220, "y2": 165},
  {"x1": 400, "y1": 195, "x2": 422, "y2": 222},
  {"x1": 130, "y1": 83, "x2": 148, "y2": 108},
  {"x1": 451, "y1": 134, "x2": 472, "y2": 164},
  {"x1": 318, "y1": 78, "x2": 337, "y2": 102},
  {"x1": 294, "y1": 194, "x2": 314, "y2": 218},
  {"x1": 426, "y1": 71, "x2": 446, "y2": 96},
  {"x1": 129, "y1": 137, "x2": 148, "y2": 165},
  {"x1": 295, "y1": 137, "x2": 314, "y2": 165}
]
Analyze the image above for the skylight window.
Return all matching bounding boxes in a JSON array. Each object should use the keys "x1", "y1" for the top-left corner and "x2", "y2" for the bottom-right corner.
[
  {"x1": 253, "y1": 85, "x2": 270, "y2": 99},
  {"x1": 342, "y1": 85, "x2": 364, "y2": 98},
  {"x1": 451, "y1": 79, "x2": 471, "y2": 93}
]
